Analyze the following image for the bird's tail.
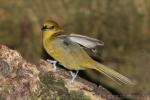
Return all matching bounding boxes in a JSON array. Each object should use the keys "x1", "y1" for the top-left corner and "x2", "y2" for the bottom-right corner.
[{"x1": 86, "y1": 62, "x2": 134, "y2": 85}]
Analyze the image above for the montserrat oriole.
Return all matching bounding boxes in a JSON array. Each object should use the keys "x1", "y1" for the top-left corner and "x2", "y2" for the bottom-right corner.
[{"x1": 42, "y1": 20, "x2": 134, "y2": 85}]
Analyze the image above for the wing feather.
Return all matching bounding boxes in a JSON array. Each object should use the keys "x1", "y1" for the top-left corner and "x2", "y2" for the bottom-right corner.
[{"x1": 58, "y1": 33, "x2": 104, "y2": 49}]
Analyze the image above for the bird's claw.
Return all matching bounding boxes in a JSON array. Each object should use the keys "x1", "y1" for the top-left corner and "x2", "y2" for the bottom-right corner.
[
  {"x1": 70, "y1": 71, "x2": 79, "y2": 83},
  {"x1": 47, "y1": 59, "x2": 57, "y2": 71}
]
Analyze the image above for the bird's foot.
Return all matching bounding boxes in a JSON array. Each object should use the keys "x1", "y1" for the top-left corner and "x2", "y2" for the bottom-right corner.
[
  {"x1": 47, "y1": 59, "x2": 57, "y2": 72},
  {"x1": 70, "y1": 71, "x2": 79, "y2": 83}
]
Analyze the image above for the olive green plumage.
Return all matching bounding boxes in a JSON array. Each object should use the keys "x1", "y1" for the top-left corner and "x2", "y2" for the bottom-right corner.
[{"x1": 42, "y1": 20, "x2": 134, "y2": 85}]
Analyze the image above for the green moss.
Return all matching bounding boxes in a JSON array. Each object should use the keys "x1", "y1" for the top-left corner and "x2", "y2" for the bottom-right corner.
[
  {"x1": 69, "y1": 91, "x2": 91, "y2": 100},
  {"x1": 38, "y1": 73, "x2": 68, "y2": 99},
  {"x1": 36, "y1": 73, "x2": 91, "y2": 100}
]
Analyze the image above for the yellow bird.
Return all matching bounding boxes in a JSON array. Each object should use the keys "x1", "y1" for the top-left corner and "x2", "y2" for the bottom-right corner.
[{"x1": 42, "y1": 20, "x2": 134, "y2": 85}]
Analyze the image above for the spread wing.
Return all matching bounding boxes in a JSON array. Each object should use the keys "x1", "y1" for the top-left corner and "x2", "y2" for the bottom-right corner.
[
  {"x1": 58, "y1": 33, "x2": 104, "y2": 49},
  {"x1": 58, "y1": 33, "x2": 104, "y2": 60}
]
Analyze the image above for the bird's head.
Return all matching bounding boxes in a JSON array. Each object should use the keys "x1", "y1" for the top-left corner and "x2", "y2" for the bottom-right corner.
[{"x1": 41, "y1": 20, "x2": 62, "y2": 39}]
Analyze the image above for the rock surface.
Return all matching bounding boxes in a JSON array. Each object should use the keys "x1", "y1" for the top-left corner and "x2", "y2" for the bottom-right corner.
[{"x1": 0, "y1": 45, "x2": 120, "y2": 100}]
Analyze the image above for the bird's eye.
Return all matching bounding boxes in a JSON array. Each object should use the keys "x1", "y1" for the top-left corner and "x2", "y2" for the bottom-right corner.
[{"x1": 41, "y1": 25, "x2": 55, "y2": 31}]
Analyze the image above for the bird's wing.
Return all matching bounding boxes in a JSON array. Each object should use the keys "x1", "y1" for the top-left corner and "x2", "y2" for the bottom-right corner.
[
  {"x1": 58, "y1": 33, "x2": 104, "y2": 49},
  {"x1": 58, "y1": 33, "x2": 103, "y2": 62}
]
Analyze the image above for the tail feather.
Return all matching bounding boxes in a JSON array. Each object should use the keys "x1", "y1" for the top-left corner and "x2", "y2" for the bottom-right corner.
[{"x1": 91, "y1": 62, "x2": 134, "y2": 85}]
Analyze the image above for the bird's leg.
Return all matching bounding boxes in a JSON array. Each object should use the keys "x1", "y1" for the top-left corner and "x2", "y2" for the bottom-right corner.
[
  {"x1": 70, "y1": 70, "x2": 79, "y2": 83},
  {"x1": 47, "y1": 59, "x2": 57, "y2": 71}
]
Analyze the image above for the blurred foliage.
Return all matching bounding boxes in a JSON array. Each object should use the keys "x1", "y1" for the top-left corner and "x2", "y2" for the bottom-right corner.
[{"x1": 0, "y1": 0, "x2": 150, "y2": 99}]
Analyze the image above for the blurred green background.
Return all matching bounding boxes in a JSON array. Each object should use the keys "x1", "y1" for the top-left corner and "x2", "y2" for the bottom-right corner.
[{"x1": 0, "y1": 0, "x2": 150, "y2": 99}]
